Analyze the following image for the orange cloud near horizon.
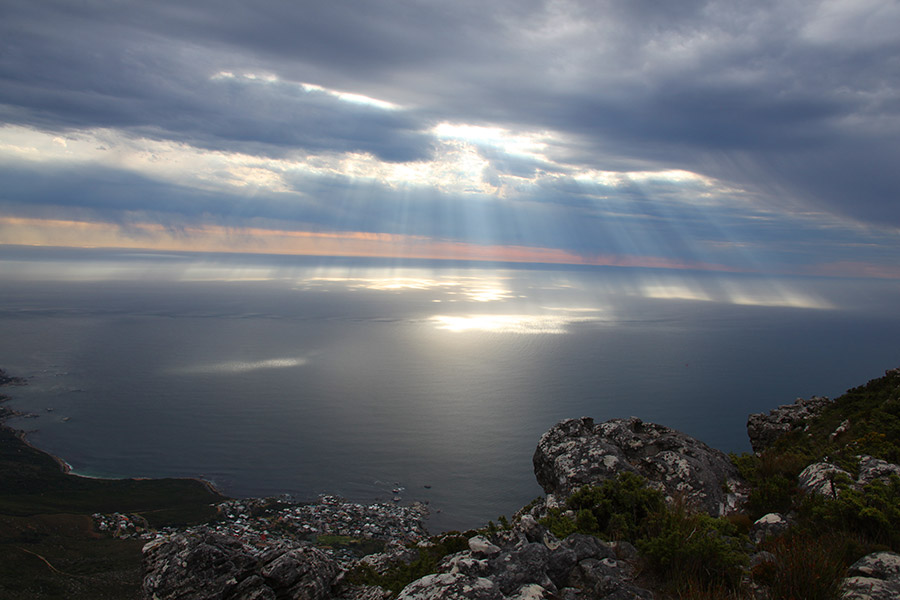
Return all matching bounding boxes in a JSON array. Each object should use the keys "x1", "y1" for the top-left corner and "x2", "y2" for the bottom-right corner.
[{"x1": 0, "y1": 216, "x2": 737, "y2": 272}]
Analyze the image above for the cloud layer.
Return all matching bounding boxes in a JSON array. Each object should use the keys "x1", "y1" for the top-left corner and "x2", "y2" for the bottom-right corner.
[{"x1": 1, "y1": 0, "x2": 899, "y2": 276}]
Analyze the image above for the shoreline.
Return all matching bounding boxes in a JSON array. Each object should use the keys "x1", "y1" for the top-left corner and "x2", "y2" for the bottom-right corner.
[
  {"x1": 0, "y1": 369, "x2": 229, "y2": 498},
  {"x1": 1, "y1": 418, "x2": 229, "y2": 495}
]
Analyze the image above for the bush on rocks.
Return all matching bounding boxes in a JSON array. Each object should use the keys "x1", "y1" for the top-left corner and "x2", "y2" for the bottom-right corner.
[{"x1": 539, "y1": 472, "x2": 749, "y2": 594}]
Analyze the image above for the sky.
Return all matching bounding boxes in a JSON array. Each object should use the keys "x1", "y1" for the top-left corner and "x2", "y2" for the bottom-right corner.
[{"x1": 1, "y1": 0, "x2": 900, "y2": 278}]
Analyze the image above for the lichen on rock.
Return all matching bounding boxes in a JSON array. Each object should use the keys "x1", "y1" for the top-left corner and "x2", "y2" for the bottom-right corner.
[
  {"x1": 842, "y1": 551, "x2": 900, "y2": 600},
  {"x1": 142, "y1": 528, "x2": 342, "y2": 600},
  {"x1": 746, "y1": 395, "x2": 832, "y2": 453},
  {"x1": 533, "y1": 416, "x2": 746, "y2": 516}
]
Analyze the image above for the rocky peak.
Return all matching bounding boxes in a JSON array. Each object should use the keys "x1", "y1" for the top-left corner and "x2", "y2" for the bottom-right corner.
[
  {"x1": 533, "y1": 416, "x2": 746, "y2": 516},
  {"x1": 746, "y1": 396, "x2": 832, "y2": 453}
]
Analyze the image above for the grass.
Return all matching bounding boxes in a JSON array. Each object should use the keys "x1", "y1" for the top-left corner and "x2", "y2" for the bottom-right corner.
[
  {"x1": 0, "y1": 513, "x2": 146, "y2": 599},
  {"x1": 755, "y1": 531, "x2": 856, "y2": 600}
]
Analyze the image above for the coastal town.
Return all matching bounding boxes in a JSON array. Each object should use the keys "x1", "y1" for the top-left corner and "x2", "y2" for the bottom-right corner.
[{"x1": 92, "y1": 494, "x2": 429, "y2": 564}]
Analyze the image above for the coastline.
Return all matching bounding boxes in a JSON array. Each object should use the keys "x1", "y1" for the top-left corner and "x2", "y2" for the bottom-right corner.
[
  {"x1": 0, "y1": 368, "x2": 227, "y2": 496},
  {"x1": 1, "y1": 417, "x2": 229, "y2": 495}
]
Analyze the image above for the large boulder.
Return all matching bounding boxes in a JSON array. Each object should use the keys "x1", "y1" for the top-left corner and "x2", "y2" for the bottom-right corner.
[
  {"x1": 396, "y1": 573, "x2": 503, "y2": 600},
  {"x1": 842, "y1": 551, "x2": 900, "y2": 600},
  {"x1": 749, "y1": 513, "x2": 790, "y2": 545},
  {"x1": 142, "y1": 528, "x2": 342, "y2": 600},
  {"x1": 857, "y1": 455, "x2": 900, "y2": 486},
  {"x1": 746, "y1": 396, "x2": 831, "y2": 453},
  {"x1": 797, "y1": 456, "x2": 900, "y2": 498},
  {"x1": 797, "y1": 462, "x2": 852, "y2": 498},
  {"x1": 533, "y1": 417, "x2": 745, "y2": 516}
]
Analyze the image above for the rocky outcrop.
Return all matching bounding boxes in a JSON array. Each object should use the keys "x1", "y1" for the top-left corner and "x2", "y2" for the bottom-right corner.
[
  {"x1": 0, "y1": 368, "x2": 27, "y2": 387},
  {"x1": 746, "y1": 396, "x2": 831, "y2": 453},
  {"x1": 842, "y1": 551, "x2": 900, "y2": 600},
  {"x1": 858, "y1": 455, "x2": 900, "y2": 486},
  {"x1": 797, "y1": 462, "x2": 852, "y2": 498},
  {"x1": 395, "y1": 519, "x2": 652, "y2": 600},
  {"x1": 797, "y1": 455, "x2": 900, "y2": 498},
  {"x1": 142, "y1": 528, "x2": 342, "y2": 600},
  {"x1": 533, "y1": 416, "x2": 745, "y2": 516}
]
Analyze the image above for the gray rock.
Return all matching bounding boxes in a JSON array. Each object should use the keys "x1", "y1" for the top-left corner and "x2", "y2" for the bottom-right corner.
[
  {"x1": 797, "y1": 462, "x2": 852, "y2": 498},
  {"x1": 492, "y1": 542, "x2": 555, "y2": 595},
  {"x1": 750, "y1": 513, "x2": 789, "y2": 545},
  {"x1": 568, "y1": 558, "x2": 653, "y2": 599},
  {"x1": 533, "y1": 416, "x2": 746, "y2": 516},
  {"x1": 229, "y1": 576, "x2": 277, "y2": 600},
  {"x1": 260, "y1": 546, "x2": 341, "y2": 599},
  {"x1": 746, "y1": 396, "x2": 831, "y2": 453},
  {"x1": 142, "y1": 528, "x2": 341, "y2": 600},
  {"x1": 611, "y1": 541, "x2": 638, "y2": 561},
  {"x1": 142, "y1": 532, "x2": 256, "y2": 599},
  {"x1": 334, "y1": 584, "x2": 395, "y2": 600},
  {"x1": 842, "y1": 551, "x2": 900, "y2": 600},
  {"x1": 559, "y1": 534, "x2": 616, "y2": 563},
  {"x1": 507, "y1": 584, "x2": 555, "y2": 599},
  {"x1": 830, "y1": 419, "x2": 851, "y2": 441},
  {"x1": 359, "y1": 543, "x2": 420, "y2": 575},
  {"x1": 749, "y1": 551, "x2": 776, "y2": 570},
  {"x1": 516, "y1": 514, "x2": 546, "y2": 544},
  {"x1": 396, "y1": 573, "x2": 503, "y2": 600},
  {"x1": 395, "y1": 517, "x2": 651, "y2": 600},
  {"x1": 857, "y1": 455, "x2": 900, "y2": 486},
  {"x1": 469, "y1": 535, "x2": 502, "y2": 557}
]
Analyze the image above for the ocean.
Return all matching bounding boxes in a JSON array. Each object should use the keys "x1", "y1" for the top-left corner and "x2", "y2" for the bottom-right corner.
[{"x1": 2, "y1": 246, "x2": 899, "y2": 531}]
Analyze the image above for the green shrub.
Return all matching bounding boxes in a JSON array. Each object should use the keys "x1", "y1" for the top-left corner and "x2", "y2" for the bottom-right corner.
[
  {"x1": 638, "y1": 504, "x2": 748, "y2": 591},
  {"x1": 541, "y1": 473, "x2": 748, "y2": 593},
  {"x1": 801, "y1": 474, "x2": 900, "y2": 549},
  {"x1": 731, "y1": 450, "x2": 809, "y2": 519},
  {"x1": 540, "y1": 472, "x2": 665, "y2": 540},
  {"x1": 346, "y1": 532, "x2": 469, "y2": 593}
]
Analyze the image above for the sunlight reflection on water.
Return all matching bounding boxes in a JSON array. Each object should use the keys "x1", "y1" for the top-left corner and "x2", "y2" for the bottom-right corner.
[
  {"x1": 2, "y1": 249, "x2": 899, "y2": 531},
  {"x1": 170, "y1": 357, "x2": 308, "y2": 374},
  {"x1": 430, "y1": 314, "x2": 599, "y2": 334}
]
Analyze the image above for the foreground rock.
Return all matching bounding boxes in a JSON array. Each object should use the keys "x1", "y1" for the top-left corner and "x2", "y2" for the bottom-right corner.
[
  {"x1": 142, "y1": 528, "x2": 342, "y2": 600},
  {"x1": 749, "y1": 513, "x2": 790, "y2": 545},
  {"x1": 533, "y1": 416, "x2": 745, "y2": 516},
  {"x1": 395, "y1": 517, "x2": 652, "y2": 600},
  {"x1": 746, "y1": 395, "x2": 832, "y2": 453},
  {"x1": 842, "y1": 551, "x2": 900, "y2": 600}
]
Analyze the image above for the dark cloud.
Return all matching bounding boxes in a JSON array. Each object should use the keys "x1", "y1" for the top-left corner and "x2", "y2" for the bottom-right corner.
[
  {"x1": 0, "y1": 1, "x2": 439, "y2": 161},
  {"x1": 1, "y1": 0, "x2": 899, "y2": 265}
]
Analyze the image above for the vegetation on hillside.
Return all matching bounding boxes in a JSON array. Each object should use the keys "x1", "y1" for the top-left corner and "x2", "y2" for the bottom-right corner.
[
  {"x1": 534, "y1": 369, "x2": 900, "y2": 599},
  {"x1": 727, "y1": 368, "x2": 900, "y2": 599},
  {"x1": 0, "y1": 370, "x2": 225, "y2": 599},
  {"x1": 540, "y1": 473, "x2": 750, "y2": 596}
]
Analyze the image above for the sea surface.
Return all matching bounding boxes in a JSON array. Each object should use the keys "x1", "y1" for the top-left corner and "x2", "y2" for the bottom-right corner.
[{"x1": 2, "y1": 247, "x2": 900, "y2": 531}]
